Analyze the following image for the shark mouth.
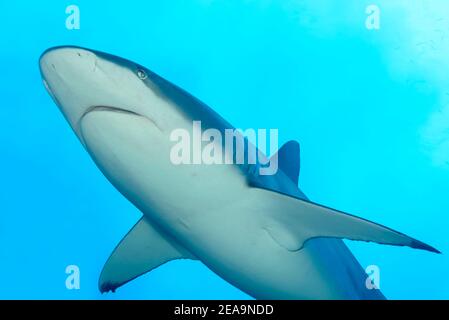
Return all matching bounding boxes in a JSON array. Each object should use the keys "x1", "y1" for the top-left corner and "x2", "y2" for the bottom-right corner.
[
  {"x1": 79, "y1": 105, "x2": 161, "y2": 132},
  {"x1": 80, "y1": 105, "x2": 143, "y2": 120}
]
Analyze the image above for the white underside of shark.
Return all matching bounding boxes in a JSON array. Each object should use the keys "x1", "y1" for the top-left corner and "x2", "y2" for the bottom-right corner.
[{"x1": 39, "y1": 46, "x2": 439, "y2": 299}]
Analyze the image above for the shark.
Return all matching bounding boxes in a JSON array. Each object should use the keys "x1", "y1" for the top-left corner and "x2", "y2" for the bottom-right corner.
[{"x1": 39, "y1": 46, "x2": 439, "y2": 299}]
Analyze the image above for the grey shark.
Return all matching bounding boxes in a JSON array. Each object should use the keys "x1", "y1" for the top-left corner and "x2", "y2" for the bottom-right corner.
[{"x1": 39, "y1": 46, "x2": 439, "y2": 299}]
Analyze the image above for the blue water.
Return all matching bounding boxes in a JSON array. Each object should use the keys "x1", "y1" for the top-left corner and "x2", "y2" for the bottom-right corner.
[{"x1": 0, "y1": 0, "x2": 448, "y2": 299}]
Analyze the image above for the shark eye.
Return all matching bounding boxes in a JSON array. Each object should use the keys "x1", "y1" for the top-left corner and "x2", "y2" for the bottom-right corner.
[{"x1": 136, "y1": 69, "x2": 147, "y2": 80}]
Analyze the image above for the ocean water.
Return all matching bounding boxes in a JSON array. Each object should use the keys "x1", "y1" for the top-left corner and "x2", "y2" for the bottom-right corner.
[{"x1": 0, "y1": 0, "x2": 448, "y2": 299}]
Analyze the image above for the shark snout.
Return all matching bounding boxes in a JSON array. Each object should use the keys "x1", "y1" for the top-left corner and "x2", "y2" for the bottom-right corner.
[
  {"x1": 39, "y1": 45, "x2": 155, "y2": 142},
  {"x1": 39, "y1": 46, "x2": 97, "y2": 82},
  {"x1": 39, "y1": 46, "x2": 103, "y2": 137}
]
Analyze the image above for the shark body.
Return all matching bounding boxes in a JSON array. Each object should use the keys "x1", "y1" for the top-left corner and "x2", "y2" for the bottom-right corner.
[{"x1": 39, "y1": 46, "x2": 438, "y2": 299}]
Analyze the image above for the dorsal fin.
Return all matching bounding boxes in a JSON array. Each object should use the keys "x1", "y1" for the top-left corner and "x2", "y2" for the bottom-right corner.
[{"x1": 271, "y1": 140, "x2": 300, "y2": 185}]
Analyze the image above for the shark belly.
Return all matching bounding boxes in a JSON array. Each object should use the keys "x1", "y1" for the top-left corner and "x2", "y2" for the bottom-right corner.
[{"x1": 79, "y1": 106, "x2": 384, "y2": 300}]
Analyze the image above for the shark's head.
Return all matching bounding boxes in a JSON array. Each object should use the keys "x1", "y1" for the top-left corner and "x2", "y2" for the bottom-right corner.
[{"x1": 39, "y1": 46, "x2": 162, "y2": 140}]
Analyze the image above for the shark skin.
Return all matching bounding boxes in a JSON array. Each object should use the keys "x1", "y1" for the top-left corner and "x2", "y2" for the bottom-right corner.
[{"x1": 39, "y1": 46, "x2": 439, "y2": 300}]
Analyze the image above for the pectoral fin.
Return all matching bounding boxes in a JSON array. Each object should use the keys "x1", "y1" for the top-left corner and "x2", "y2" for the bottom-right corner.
[
  {"x1": 99, "y1": 217, "x2": 196, "y2": 293},
  {"x1": 247, "y1": 188, "x2": 440, "y2": 253}
]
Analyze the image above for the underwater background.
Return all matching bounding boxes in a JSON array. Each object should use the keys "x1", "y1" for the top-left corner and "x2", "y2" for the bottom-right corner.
[{"x1": 0, "y1": 0, "x2": 448, "y2": 299}]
